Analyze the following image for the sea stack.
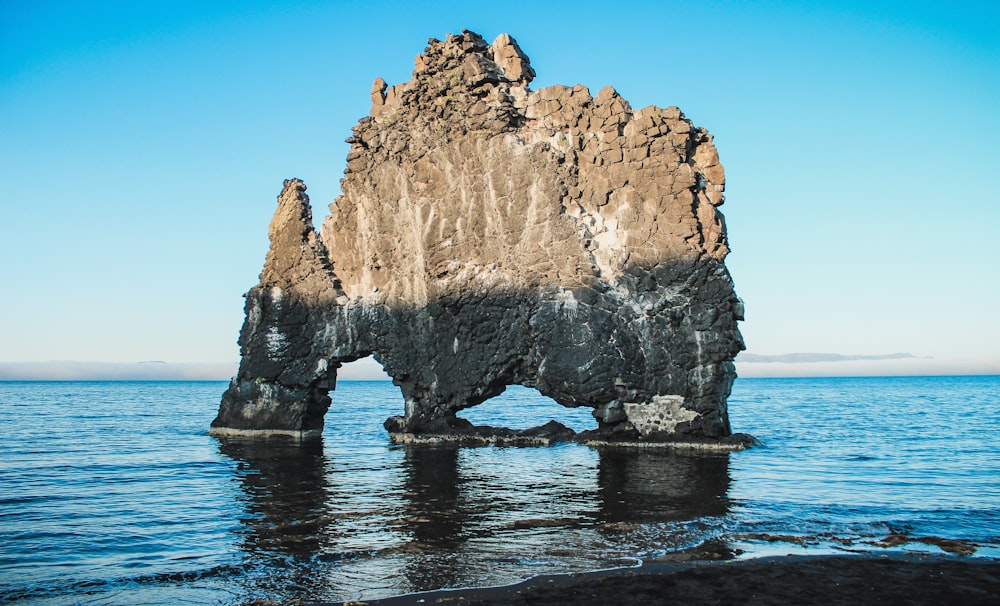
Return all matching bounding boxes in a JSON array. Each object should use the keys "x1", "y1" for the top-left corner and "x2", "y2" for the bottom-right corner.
[{"x1": 211, "y1": 30, "x2": 746, "y2": 445}]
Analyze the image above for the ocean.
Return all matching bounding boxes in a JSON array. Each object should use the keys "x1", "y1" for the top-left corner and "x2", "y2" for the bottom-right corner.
[{"x1": 1, "y1": 376, "x2": 998, "y2": 604}]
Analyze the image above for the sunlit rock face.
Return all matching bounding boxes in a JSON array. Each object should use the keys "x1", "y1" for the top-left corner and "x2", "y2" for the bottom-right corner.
[{"x1": 211, "y1": 30, "x2": 746, "y2": 444}]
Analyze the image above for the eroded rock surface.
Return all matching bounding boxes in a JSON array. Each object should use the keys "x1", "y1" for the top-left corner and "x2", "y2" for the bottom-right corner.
[{"x1": 212, "y1": 30, "x2": 746, "y2": 444}]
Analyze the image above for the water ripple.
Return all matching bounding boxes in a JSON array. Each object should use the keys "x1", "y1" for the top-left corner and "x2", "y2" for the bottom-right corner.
[{"x1": 1, "y1": 377, "x2": 998, "y2": 603}]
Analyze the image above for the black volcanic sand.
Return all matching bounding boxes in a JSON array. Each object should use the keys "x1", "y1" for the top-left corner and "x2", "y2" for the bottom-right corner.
[{"x1": 319, "y1": 553, "x2": 1000, "y2": 606}]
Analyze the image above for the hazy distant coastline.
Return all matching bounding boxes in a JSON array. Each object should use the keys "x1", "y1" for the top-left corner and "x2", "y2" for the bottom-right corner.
[
  {"x1": 739, "y1": 352, "x2": 924, "y2": 363},
  {"x1": 1, "y1": 354, "x2": 997, "y2": 381},
  {"x1": 0, "y1": 361, "x2": 240, "y2": 381},
  {"x1": 736, "y1": 353, "x2": 999, "y2": 378},
  {"x1": 0, "y1": 358, "x2": 386, "y2": 381}
]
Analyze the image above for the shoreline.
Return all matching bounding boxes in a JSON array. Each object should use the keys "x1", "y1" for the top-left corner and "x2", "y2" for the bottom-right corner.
[{"x1": 323, "y1": 552, "x2": 1000, "y2": 605}]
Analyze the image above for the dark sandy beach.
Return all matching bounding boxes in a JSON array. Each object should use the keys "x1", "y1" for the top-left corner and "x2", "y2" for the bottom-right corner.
[{"x1": 323, "y1": 553, "x2": 1000, "y2": 606}]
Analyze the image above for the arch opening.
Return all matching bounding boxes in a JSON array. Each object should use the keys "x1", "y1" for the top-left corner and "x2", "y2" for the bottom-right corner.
[
  {"x1": 323, "y1": 354, "x2": 402, "y2": 441},
  {"x1": 335, "y1": 355, "x2": 392, "y2": 381},
  {"x1": 456, "y1": 385, "x2": 597, "y2": 433}
]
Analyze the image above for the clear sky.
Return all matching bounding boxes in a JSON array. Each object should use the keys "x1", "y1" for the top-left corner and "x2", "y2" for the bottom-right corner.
[{"x1": 2, "y1": 0, "x2": 998, "y2": 375}]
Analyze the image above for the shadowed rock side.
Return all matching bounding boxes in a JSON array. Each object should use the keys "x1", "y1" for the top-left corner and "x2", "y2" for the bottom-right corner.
[{"x1": 212, "y1": 30, "x2": 747, "y2": 445}]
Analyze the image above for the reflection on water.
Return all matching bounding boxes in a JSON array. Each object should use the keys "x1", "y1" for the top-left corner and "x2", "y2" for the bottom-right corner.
[
  {"x1": 597, "y1": 450, "x2": 731, "y2": 524},
  {"x1": 401, "y1": 447, "x2": 463, "y2": 549},
  {"x1": 399, "y1": 447, "x2": 465, "y2": 591},
  {"x1": 216, "y1": 438, "x2": 332, "y2": 557},
  {"x1": 215, "y1": 436, "x2": 732, "y2": 601},
  {"x1": 216, "y1": 438, "x2": 338, "y2": 600}
]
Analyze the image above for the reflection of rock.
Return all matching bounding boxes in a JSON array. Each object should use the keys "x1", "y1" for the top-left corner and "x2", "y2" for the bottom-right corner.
[
  {"x1": 398, "y1": 446, "x2": 467, "y2": 592},
  {"x1": 212, "y1": 29, "x2": 746, "y2": 444},
  {"x1": 596, "y1": 450, "x2": 731, "y2": 523},
  {"x1": 216, "y1": 437, "x2": 331, "y2": 556},
  {"x1": 214, "y1": 435, "x2": 736, "y2": 595},
  {"x1": 400, "y1": 447, "x2": 463, "y2": 548}
]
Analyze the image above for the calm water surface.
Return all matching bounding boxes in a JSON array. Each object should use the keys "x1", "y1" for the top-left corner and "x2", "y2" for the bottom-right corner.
[{"x1": 1, "y1": 377, "x2": 998, "y2": 603}]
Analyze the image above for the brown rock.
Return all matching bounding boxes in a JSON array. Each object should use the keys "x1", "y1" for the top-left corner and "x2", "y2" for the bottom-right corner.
[{"x1": 212, "y1": 30, "x2": 744, "y2": 443}]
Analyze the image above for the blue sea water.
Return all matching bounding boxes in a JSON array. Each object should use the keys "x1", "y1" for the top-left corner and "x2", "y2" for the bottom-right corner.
[{"x1": 1, "y1": 376, "x2": 998, "y2": 604}]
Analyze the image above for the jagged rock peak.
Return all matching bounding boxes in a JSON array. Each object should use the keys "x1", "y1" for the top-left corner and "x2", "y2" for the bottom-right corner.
[
  {"x1": 370, "y1": 30, "x2": 534, "y2": 120},
  {"x1": 213, "y1": 30, "x2": 746, "y2": 447}
]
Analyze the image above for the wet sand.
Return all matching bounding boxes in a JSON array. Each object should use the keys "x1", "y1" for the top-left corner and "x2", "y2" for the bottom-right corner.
[{"x1": 325, "y1": 553, "x2": 1000, "y2": 605}]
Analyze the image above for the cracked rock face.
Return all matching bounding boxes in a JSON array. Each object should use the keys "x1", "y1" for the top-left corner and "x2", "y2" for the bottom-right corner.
[{"x1": 211, "y1": 30, "x2": 745, "y2": 443}]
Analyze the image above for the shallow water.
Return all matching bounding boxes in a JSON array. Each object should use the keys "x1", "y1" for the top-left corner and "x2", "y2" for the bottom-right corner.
[{"x1": 1, "y1": 377, "x2": 998, "y2": 603}]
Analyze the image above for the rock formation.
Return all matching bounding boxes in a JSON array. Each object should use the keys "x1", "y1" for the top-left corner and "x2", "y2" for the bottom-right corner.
[{"x1": 211, "y1": 30, "x2": 746, "y2": 445}]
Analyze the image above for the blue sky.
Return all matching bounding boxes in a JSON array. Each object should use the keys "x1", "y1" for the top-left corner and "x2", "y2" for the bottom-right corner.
[{"x1": 2, "y1": 1, "x2": 998, "y2": 375}]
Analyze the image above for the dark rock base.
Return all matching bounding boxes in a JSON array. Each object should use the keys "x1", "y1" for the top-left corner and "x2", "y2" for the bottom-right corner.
[{"x1": 386, "y1": 425, "x2": 758, "y2": 450}]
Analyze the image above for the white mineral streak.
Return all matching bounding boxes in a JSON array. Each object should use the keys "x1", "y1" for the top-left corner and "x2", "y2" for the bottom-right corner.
[{"x1": 265, "y1": 326, "x2": 286, "y2": 358}]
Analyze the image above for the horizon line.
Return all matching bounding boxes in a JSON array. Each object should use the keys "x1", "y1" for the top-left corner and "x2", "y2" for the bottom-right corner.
[{"x1": 1, "y1": 357, "x2": 998, "y2": 381}]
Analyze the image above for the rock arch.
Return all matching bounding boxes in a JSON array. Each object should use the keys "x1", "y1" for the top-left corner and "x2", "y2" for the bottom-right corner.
[{"x1": 211, "y1": 31, "x2": 747, "y2": 446}]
